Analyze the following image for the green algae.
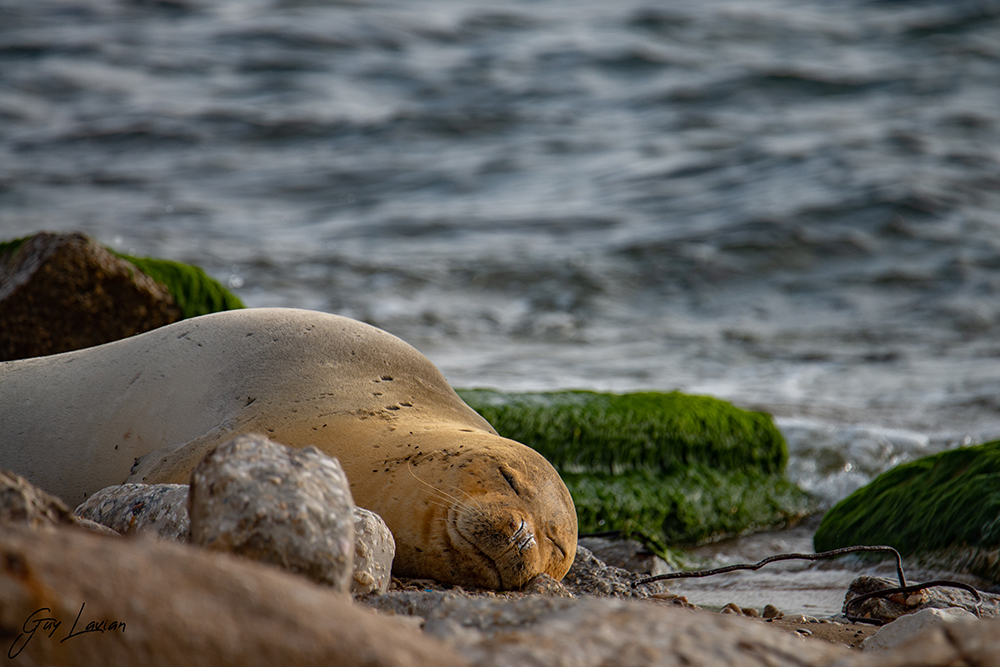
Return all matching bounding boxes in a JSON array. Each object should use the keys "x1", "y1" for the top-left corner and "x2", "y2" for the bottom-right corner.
[
  {"x1": 457, "y1": 389, "x2": 788, "y2": 475},
  {"x1": 112, "y1": 252, "x2": 245, "y2": 319},
  {"x1": 814, "y1": 440, "x2": 1000, "y2": 579},
  {"x1": 457, "y1": 389, "x2": 813, "y2": 547},
  {"x1": 567, "y1": 467, "x2": 812, "y2": 548}
]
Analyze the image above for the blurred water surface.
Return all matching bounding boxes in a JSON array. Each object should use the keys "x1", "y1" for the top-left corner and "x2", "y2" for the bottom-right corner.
[{"x1": 3, "y1": 0, "x2": 1000, "y2": 453}]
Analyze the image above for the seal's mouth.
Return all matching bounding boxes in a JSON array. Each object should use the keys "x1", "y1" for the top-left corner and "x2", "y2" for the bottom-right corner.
[{"x1": 447, "y1": 508, "x2": 504, "y2": 589}]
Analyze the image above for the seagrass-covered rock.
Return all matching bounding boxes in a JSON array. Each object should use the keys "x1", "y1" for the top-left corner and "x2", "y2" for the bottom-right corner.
[
  {"x1": 814, "y1": 439, "x2": 1000, "y2": 583},
  {"x1": 457, "y1": 389, "x2": 812, "y2": 548}
]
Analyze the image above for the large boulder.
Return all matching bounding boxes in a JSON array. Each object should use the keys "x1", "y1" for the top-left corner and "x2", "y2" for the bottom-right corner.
[
  {"x1": 457, "y1": 389, "x2": 813, "y2": 549},
  {"x1": 0, "y1": 525, "x2": 466, "y2": 667},
  {"x1": 423, "y1": 596, "x2": 852, "y2": 667},
  {"x1": 188, "y1": 434, "x2": 357, "y2": 592},
  {"x1": 814, "y1": 439, "x2": 1000, "y2": 583}
]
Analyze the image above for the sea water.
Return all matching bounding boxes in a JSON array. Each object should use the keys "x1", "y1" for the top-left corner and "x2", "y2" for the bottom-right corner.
[{"x1": 3, "y1": 0, "x2": 1000, "y2": 614}]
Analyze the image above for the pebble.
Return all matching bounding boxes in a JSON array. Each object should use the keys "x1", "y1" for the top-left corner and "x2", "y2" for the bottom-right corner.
[
  {"x1": 352, "y1": 507, "x2": 395, "y2": 594},
  {"x1": 784, "y1": 614, "x2": 820, "y2": 624},
  {"x1": 763, "y1": 604, "x2": 784, "y2": 619}
]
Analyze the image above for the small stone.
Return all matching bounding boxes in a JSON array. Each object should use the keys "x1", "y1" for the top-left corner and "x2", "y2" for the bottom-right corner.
[
  {"x1": 796, "y1": 628, "x2": 813, "y2": 637},
  {"x1": 522, "y1": 573, "x2": 573, "y2": 597},
  {"x1": 742, "y1": 607, "x2": 760, "y2": 618},
  {"x1": 562, "y1": 546, "x2": 663, "y2": 598},
  {"x1": 649, "y1": 592, "x2": 697, "y2": 609},
  {"x1": 576, "y1": 536, "x2": 671, "y2": 576},
  {"x1": 784, "y1": 614, "x2": 819, "y2": 624},
  {"x1": 189, "y1": 434, "x2": 355, "y2": 592},
  {"x1": 354, "y1": 571, "x2": 376, "y2": 587},
  {"x1": 721, "y1": 602, "x2": 742, "y2": 615},
  {"x1": 763, "y1": 604, "x2": 784, "y2": 619},
  {"x1": 352, "y1": 507, "x2": 395, "y2": 594}
]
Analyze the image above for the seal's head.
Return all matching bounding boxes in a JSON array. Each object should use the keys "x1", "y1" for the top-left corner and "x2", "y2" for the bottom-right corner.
[{"x1": 357, "y1": 430, "x2": 578, "y2": 590}]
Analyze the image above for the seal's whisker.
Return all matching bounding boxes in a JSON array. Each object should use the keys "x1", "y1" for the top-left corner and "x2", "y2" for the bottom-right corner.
[
  {"x1": 422, "y1": 481, "x2": 480, "y2": 516},
  {"x1": 406, "y1": 459, "x2": 485, "y2": 516}
]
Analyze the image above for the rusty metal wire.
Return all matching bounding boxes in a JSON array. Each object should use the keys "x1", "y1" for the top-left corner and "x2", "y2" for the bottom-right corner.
[
  {"x1": 632, "y1": 544, "x2": 907, "y2": 588},
  {"x1": 631, "y1": 543, "x2": 988, "y2": 626}
]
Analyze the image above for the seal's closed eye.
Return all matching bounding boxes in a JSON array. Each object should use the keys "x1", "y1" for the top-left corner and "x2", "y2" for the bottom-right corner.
[{"x1": 499, "y1": 467, "x2": 521, "y2": 496}]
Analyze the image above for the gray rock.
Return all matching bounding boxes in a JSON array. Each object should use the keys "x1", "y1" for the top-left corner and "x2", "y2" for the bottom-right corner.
[
  {"x1": 76, "y1": 483, "x2": 190, "y2": 540},
  {"x1": 0, "y1": 232, "x2": 180, "y2": 361},
  {"x1": 0, "y1": 468, "x2": 118, "y2": 536},
  {"x1": 360, "y1": 590, "x2": 468, "y2": 623},
  {"x1": 0, "y1": 524, "x2": 467, "y2": 667},
  {"x1": 850, "y1": 617, "x2": 1000, "y2": 667},
  {"x1": 521, "y1": 573, "x2": 574, "y2": 597},
  {"x1": 423, "y1": 596, "x2": 853, "y2": 667},
  {"x1": 78, "y1": 479, "x2": 395, "y2": 593},
  {"x1": 561, "y1": 545, "x2": 667, "y2": 597},
  {"x1": 578, "y1": 536, "x2": 671, "y2": 576},
  {"x1": 188, "y1": 434, "x2": 356, "y2": 592},
  {"x1": 845, "y1": 575, "x2": 1000, "y2": 622},
  {"x1": 353, "y1": 506, "x2": 395, "y2": 594}
]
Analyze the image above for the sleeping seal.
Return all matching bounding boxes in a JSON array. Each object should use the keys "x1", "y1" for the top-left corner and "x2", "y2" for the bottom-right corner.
[{"x1": 0, "y1": 308, "x2": 577, "y2": 589}]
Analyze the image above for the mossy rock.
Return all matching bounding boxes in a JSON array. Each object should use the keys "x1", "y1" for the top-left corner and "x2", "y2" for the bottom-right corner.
[
  {"x1": 457, "y1": 389, "x2": 813, "y2": 547},
  {"x1": 2, "y1": 233, "x2": 243, "y2": 322},
  {"x1": 814, "y1": 440, "x2": 1000, "y2": 582},
  {"x1": 567, "y1": 467, "x2": 812, "y2": 548},
  {"x1": 456, "y1": 389, "x2": 788, "y2": 474},
  {"x1": 111, "y1": 252, "x2": 245, "y2": 319}
]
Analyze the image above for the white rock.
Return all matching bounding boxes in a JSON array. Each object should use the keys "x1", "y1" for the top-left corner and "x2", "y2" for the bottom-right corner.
[
  {"x1": 863, "y1": 607, "x2": 979, "y2": 651},
  {"x1": 353, "y1": 507, "x2": 395, "y2": 594}
]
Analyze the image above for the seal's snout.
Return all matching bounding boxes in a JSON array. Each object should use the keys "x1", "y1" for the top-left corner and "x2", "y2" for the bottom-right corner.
[{"x1": 510, "y1": 519, "x2": 536, "y2": 553}]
